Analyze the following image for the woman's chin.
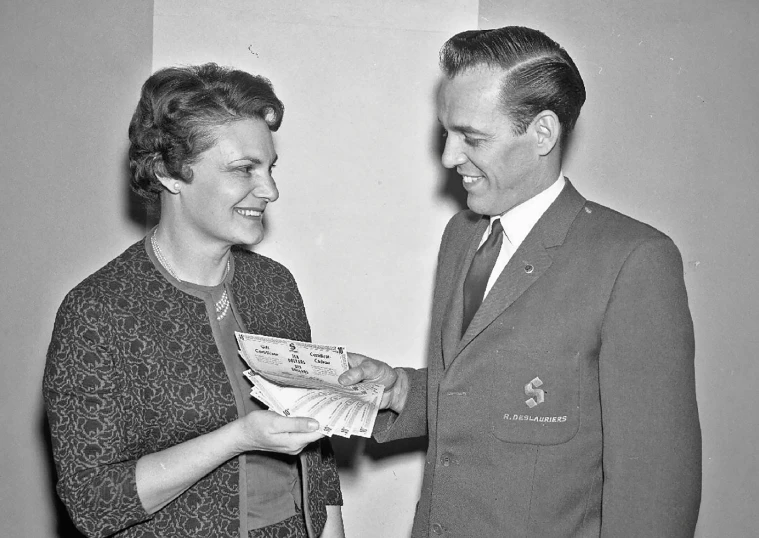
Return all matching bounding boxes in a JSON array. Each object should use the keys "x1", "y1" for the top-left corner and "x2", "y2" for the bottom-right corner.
[{"x1": 237, "y1": 232, "x2": 265, "y2": 247}]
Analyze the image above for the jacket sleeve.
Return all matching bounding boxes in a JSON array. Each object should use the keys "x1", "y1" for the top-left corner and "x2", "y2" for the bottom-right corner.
[
  {"x1": 43, "y1": 290, "x2": 153, "y2": 537},
  {"x1": 598, "y1": 236, "x2": 701, "y2": 537},
  {"x1": 372, "y1": 367, "x2": 429, "y2": 442}
]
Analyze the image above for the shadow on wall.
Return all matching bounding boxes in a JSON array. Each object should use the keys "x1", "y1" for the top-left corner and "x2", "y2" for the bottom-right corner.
[
  {"x1": 40, "y1": 156, "x2": 143, "y2": 538},
  {"x1": 429, "y1": 81, "x2": 469, "y2": 213},
  {"x1": 123, "y1": 151, "x2": 158, "y2": 231},
  {"x1": 330, "y1": 435, "x2": 428, "y2": 469},
  {"x1": 434, "y1": 122, "x2": 469, "y2": 212}
]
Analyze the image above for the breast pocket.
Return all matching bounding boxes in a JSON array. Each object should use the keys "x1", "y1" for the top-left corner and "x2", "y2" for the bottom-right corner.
[{"x1": 490, "y1": 349, "x2": 581, "y2": 445}]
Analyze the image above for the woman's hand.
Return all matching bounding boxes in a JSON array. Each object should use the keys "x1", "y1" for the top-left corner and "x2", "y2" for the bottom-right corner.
[
  {"x1": 136, "y1": 411, "x2": 323, "y2": 514},
  {"x1": 234, "y1": 410, "x2": 324, "y2": 455}
]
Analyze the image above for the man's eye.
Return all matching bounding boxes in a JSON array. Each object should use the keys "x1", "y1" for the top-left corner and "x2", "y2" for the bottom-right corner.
[
  {"x1": 464, "y1": 137, "x2": 481, "y2": 147},
  {"x1": 441, "y1": 130, "x2": 448, "y2": 139}
]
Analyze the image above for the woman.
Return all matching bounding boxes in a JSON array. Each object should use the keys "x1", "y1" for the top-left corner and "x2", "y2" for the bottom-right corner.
[{"x1": 43, "y1": 63, "x2": 345, "y2": 538}]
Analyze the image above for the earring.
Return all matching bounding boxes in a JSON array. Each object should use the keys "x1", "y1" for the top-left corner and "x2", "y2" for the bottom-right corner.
[{"x1": 173, "y1": 182, "x2": 181, "y2": 193}]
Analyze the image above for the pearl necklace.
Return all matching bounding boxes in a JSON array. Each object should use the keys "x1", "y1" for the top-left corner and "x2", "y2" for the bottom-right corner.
[{"x1": 151, "y1": 230, "x2": 231, "y2": 321}]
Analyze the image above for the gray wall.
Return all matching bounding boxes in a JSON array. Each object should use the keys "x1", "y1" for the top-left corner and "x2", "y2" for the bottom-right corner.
[
  {"x1": 2, "y1": 0, "x2": 757, "y2": 536},
  {"x1": 0, "y1": 1, "x2": 153, "y2": 536}
]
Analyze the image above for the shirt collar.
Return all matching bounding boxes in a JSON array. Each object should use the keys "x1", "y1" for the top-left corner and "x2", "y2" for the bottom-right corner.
[{"x1": 489, "y1": 173, "x2": 566, "y2": 249}]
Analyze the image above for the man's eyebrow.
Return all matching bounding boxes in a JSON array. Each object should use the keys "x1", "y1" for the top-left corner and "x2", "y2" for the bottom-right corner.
[{"x1": 440, "y1": 121, "x2": 488, "y2": 136}]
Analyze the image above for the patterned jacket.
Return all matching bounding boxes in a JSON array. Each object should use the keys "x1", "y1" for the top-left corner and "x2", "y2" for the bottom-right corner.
[{"x1": 44, "y1": 240, "x2": 342, "y2": 537}]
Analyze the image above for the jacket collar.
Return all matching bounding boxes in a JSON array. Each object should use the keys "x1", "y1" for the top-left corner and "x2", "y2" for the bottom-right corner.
[{"x1": 442, "y1": 179, "x2": 587, "y2": 366}]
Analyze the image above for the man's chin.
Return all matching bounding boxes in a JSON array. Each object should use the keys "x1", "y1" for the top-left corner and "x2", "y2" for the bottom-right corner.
[{"x1": 466, "y1": 195, "x2": 495, "y2": 217}]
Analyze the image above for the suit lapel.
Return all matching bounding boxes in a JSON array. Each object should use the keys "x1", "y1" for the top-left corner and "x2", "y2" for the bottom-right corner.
[
  {"x1": 440, "y1": 217, "x2": 489, "y2": 368},
  {"x1": 452, "y1": 180, "x2": 587, "y2": 359}
]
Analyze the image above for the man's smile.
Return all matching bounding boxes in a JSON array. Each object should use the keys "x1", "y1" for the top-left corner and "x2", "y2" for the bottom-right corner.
[
  {"x1": 462, "y1": 175, "x2": 484, "y2": 185},
  {"x1": 234, "y1": 207, "x2": 264, "y2": 218}
]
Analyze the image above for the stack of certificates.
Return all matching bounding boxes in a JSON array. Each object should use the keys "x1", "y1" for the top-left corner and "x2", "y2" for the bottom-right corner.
[{"x1": 235, "y1": 332, "x2": 383, "y2": 438}]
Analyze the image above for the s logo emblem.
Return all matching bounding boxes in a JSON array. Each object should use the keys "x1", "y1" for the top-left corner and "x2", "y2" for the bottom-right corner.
[{"x1": 525, "y1": 377, "x2": 545, "y2": 408}]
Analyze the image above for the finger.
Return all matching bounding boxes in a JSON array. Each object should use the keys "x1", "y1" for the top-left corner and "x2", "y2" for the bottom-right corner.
[
  {"x1": 285, "y1": 431, "x2": 326, "y2": 445},
  {"x1": 340, "y1": 353, "x2": 369, "y2": 385},
  {"x1": 277, "y1": 431, "x2": 327, "y2": 454},
  {"x1": 346, "y1": 352, "x2": 370, "y2": 368},
  {"x1": 272, "y1": 416, "x2": 320, "y2": 433},
  {"x1": 338, "y1": 365, "x2": 367, "y2": 385}
]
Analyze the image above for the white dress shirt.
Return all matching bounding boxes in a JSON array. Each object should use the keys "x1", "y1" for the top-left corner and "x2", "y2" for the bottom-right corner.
[{"x1": 482, "y1": 175, "x2": 566, "y2": 298}]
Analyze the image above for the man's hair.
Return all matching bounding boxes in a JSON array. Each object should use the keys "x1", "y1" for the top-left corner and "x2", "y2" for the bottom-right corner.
[
  {"x1": 128, "y1": 63, "x2": 284, "y2": 203},
  {"x1": 440, "y1": 26, "x2": 586, "y2": 146}
]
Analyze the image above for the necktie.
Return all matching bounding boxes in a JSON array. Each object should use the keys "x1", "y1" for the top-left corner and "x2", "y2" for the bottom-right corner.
[{"x1": 462, "y1": 219, "x2": 503, "y2": 336}]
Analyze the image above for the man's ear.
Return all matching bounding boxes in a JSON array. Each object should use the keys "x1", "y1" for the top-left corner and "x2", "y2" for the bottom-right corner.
[{"x1": 531, "y1": 110, "x2": 561, "y2": 156}]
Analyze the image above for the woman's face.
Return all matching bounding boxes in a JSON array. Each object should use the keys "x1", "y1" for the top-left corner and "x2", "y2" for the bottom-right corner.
[{"x1": 176, "y1": 117, "x2": 279, "y2": 249}]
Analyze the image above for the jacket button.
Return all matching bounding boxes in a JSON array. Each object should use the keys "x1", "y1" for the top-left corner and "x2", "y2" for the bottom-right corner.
[
  {"x1": 524, "y1": 264, "x2": 534, "y2": 274},
  {"x1": 440, "y1": 454, "x2": 451, "y2": 466},
  {"x1": 431, "y1": 523, "x2": 444, "y2": 535}
]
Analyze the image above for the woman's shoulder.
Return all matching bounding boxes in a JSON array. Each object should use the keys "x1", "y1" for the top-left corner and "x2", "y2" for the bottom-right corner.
[{"x1": 61, "y1": 239, "x2": 156, "y2": 308}]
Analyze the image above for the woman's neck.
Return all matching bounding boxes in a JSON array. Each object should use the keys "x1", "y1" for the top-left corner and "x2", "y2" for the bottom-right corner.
[{"x1": 152, "y1": 225, "x2": 231, "y2": 287}]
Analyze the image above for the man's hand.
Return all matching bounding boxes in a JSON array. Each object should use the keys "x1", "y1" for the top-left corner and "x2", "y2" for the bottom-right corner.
[{"x1": 338, "y1": 352, "x2": 409, "y2": 414}]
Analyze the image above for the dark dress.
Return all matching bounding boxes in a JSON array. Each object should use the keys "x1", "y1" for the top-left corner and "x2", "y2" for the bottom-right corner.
[{"x1": 44, "y1": 239, "x2": 342, "y2": 537}]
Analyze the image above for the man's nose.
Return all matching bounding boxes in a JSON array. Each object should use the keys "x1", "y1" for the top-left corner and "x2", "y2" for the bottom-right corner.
[{"x1": 440, "y1": 136, "x2": 466, "y2": 169}]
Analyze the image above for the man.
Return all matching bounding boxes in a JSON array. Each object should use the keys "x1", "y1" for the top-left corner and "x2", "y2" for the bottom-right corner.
[{"x1": 339, "y1": 26, "x2": 701, "y2": 537}]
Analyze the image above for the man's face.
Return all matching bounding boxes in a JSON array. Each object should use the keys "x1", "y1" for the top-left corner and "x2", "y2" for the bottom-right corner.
[{"x1": 437, "y1": 67, "x2": 545, "y2": 216}]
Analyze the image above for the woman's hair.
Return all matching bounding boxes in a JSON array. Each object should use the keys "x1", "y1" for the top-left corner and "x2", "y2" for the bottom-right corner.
[
  {"x1": 128, "y1": 63, "x2": 284, "y2": 203},
  {"x1": 440, "y1": 26, "x2": 586, "y2": 147}
]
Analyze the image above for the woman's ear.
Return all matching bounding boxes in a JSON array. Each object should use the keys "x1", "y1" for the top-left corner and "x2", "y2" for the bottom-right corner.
[{"x1": 154, "y1": 161, "x2": 182, "y2": 194}]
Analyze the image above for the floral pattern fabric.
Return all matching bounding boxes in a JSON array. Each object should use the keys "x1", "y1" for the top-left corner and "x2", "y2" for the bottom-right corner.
[{"x1": 44, "y1": 239, "x2": 342, "y2": 538}]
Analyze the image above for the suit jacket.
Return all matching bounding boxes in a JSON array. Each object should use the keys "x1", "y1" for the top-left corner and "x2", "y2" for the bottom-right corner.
[{"x1": 374, "y1": 180, "x2": 701, "y2": 537}]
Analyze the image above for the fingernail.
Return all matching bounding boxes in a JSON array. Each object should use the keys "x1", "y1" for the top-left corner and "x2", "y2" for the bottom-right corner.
[{"x1": 308, "y1": 420, "x2": 319, "y2": 431}]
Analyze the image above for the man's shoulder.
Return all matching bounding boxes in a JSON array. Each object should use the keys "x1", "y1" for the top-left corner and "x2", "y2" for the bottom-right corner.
[
  {"x1": 563, "y1": 199, "x2": 688, "y2": 277},
  {"x1": 578, "y1": 200, "x2": 672, "y2": 245}
]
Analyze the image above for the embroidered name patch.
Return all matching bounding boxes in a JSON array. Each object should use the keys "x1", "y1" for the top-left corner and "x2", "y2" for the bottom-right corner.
[
  {"x1": 503, "y1": 413, "x2": 567, "y2": 422},
  {"x1": 490, "y1": 356, "x2": 581, "y2": 445}
]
